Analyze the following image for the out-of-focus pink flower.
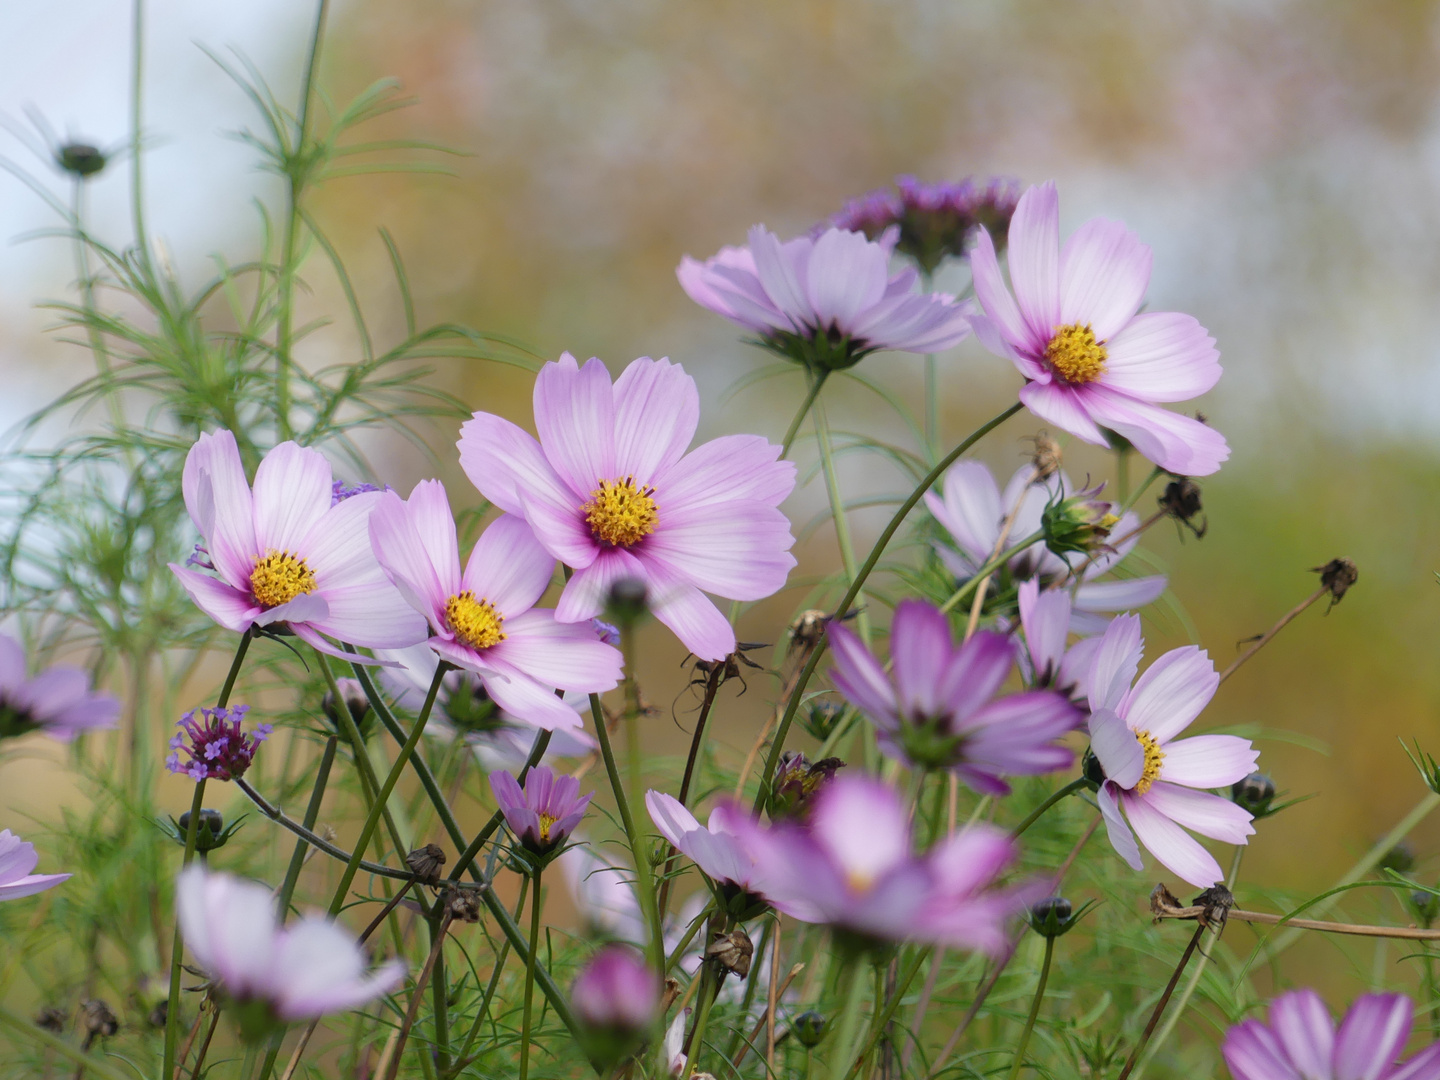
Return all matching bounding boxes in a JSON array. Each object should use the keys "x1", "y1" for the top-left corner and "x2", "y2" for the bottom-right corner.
[
  {"x1": 166, "y1": 704, "x2": 271, "y2": 782},
  {"x1": 1016, "y1": 579, "x2": 1103, "y2": 700},
  {"x1": 368, "y1": 480, "x2": 621, "y2": 732},
  {"x1": 0, "y1": 634, "x2": 119, "y2": 742},
  {"x1": 833, "y1": 175, "x2": 1021, "y2": 275},
  {"x1": 646, "y1": 791, "x2": 774, "y2": 915},
  {"x1": 925, "y1": 461, "x2": 1166, "y2": 632},
  {"x1": 829, "y1": 600, "x2": 1080, "y2": 793},
  {"x1": 490, "y1": 765, "x2": 591, "y2": 857},
  {"x1": 458, "y1": 355, "x2": 797, "y2": 661},
  {"x1": 1086, "y1": 615, "x2": 1258, "y2": 888},
  {"x1": 1223, "y1": 989, "x2": 1440, "y2": 1080},
  {"x1": 677, "y1": 225, "x2": 972, "y2": 372},
  {"x1": 750, "y1": 776, "x2": 1036, "y2": 952},
  {"x1": 168, "y1": 431, "x2": 427, "y2": 662},
  {"x1": 0, "y1": 829, "x2": 70, "y2": 901},
  {"x1": 177, "y1": 865, "x2": 404, "y2": 1041},
  {"x1": 970, "y1": 182, "x2": 1228, "y2": 475},
  {"x1": 572, "y1": 945, "x2": 660, "y2": 1034}
]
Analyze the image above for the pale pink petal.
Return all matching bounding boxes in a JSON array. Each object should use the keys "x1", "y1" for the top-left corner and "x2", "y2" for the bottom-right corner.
[
  {"x1": 485, "y1": 609, "x2": 621, "y2": 694},
  {"x1": 1097, "y1": 781, "x2": 1143, "y2": 871},
  {"x1": 854, "y1": 292, "x2": 972, "y2": 353},
  {"x1": 936, "y1": 631, "x2": 1015, "y2": 722},
  {"x1": 646, "y1": 791, "x2": 703, "y2": 850},
  {"x1": 478, "y1": 659, "x2": 589, "y2": 731},
  {"x1": 1019, "y1": 381, "x2": 1108, "y2": 446},
  {"x1": 186, "y1": 869, "x2": 278, "y2": 995},
  {"x1": 0, "y1": 832, "x2": 39, "y2": 883},
  {"x1": 457, "y1": 411, "x2": 582, "y2": 513},
  {"x1": 1334, "y1": 995, "x2": 1411, "y2": 1080},
  {"x1": 1391, "y1": 1045, "x2": 1440, "y2": 1080},
  {"x1": 1120, "y1": 645, "x2": 1218, "y2": 744},
  {"x1": 251, "y1": 442, "x2": 332, "y2": 554},
  {"x1": 1073, "y1": 577, "x2": 1168, "y2": 612},
  {"x1": 1008, "y1": 182, "x2": 1062, "y2": 343},
  {"x1": 925, "y1": 461, "x2": 1001, "y2": 563},
  {"x1": 11, "y1": 667, "x2": 87, "y2": 717},
  {"x1": 534, "y1": 353, "x2": 616, "y2": 496},
  {"x1": 806, "y1": 229, "x2": 889, "y2": 330},
  {"x1": 1019, "y1": 579, "x2": 1069, "y2": 681},
  {"x1": 748, "y1": 226, "x2": 814, "y2": 327},
  {"x1": 555, "y1": 549, "x2": 647, "y2": 623},
  {"x1": 183, "y1": 430, "x2": 257, "y2": 585},
  {"x1": 1087, "y1": 614, "x2": 1144, "y2": 714},
  {"x1": 1079, "y1": 384, "x2": 1230, "y2": 476},
  {"x1": 368, "y1": 491, "x2": 449, "y2": 629},
  {"x1": 290, "y1": 623, "x2": 399, "y2": 667},
  {"x1": 1100, "y1": 312, "x2": 1221, "y2": 402},
  {"x1": 403, "y1": 480, "x2": 462, "y2": 598},
  {"x1": 0, "y1": 871, "x2": 71, "y2": 900},
  {"x1": 644, "y1": 502, "x2": 796, "y2": 601},
  {"x1": 644, "y1": 562, "x2": 736, "y2": 661},
  {"x1": 271, "y1": 916, "x2": 364, "y2": 1010},
  {"x1": 1088, "y1": 708, "x2": 1144, "y2": 789},
  {"x1": 612, "y1": 357, "x2": 700, "y2": 483},
  {"x1": 809, "y1": 779, "x2": 909, "y2": 886},
  {"x1": 1160, "y1": 735, "x2": 1260, "y2": 789},
  {"x1": 461, "y1": 515, "x2": 556, "y2": 618},
  {"x1": 927, "y1": 826, "x2": 1016, "y2": 897},
  {"x1": 1267, "y1": 989, "x2": 1334, "y2": 1078},
  {"x1": 1224, "y1": 1021, "x2": 1302, "y2": 1080},
  {"x1": 309, "y1": 585, "x2": 426, "y2": 649},
  {"x1": 169, "y1": 565, "x2": 261, "y2": 632},
  {"x1": 962, "y1": 694, "x2": 1079, "y2": 774},
  {"x1": 1058, "y1": 217, "x2": 1151, "y2": 342},
  {"x1": 296, "y1": 490, "x2": 388, "y2": 586},
  {"x1": 1123, "y1": 791, "x2": 1224, "y2": 888},
  {"x1": 887, "y1": 600, "x2": 952, "y2": 718},
  {"x1": 1142, "y1": 782, "x2": 1253, "y2": 844},
  {"x1": 250, "y1": 591, "x2": 329, "y2": 629},
  {"x1": 653, "y1": 435, "x2": 795, "y2": 515},
  {"x1": 518, "y1": 488, "x2": 596, "y2": 569},
  {"x1": 971, "y1": 221, "x2": 1044, "y2": 360},
  {"x1": 828, "y1": 624, "x2": 898, "y2": 725}
]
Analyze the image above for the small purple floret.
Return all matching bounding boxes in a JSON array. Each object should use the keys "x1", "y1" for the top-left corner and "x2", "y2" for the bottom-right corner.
[
  {"x1": 166, "y1": 704, "x2": 270, "y2": 783},
  {"x1": 832, "y1": 174, "x2": 1021, "y2": 274},
  {"x1": 184, "y1": 544, "x2": 215, "y2": 570},
  {"x1": 331, "y1": 479, "x2": 383, "y2": 506}
]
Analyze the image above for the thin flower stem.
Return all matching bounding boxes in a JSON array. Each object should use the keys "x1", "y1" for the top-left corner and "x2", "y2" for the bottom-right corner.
[
  {"x1": 782, "y1": 371, "x2": 829, "y2": 458},
  {"x1": 1117, "y1": 465, "x2": 1164, "y2": 517},
  {"x1": 384, "y1": 910, "x2": 454, "y2": 1080},
  {"x1": 1218, "y1": 586, "x2": 1328, "y2": 684},
  {"x1": 937, "y1": 531, "x2": 1044, "y2": 616},
  {"x1": 963, "y1": 469, "x2": 1037, "y2": 639},
  {"x1": 328, "y1": 662, "x2": 448, "y2": 917},
  {"x1": 452, "y1": 877, "x2": 527, "y2": 1072},
  {"x1": 519, "y1": 867, "x2": 543, "y2": 1080},
  {"x1": 1116, "y1": 924, "x2": 1206, "y2": 1080},
  {"x1": 844, "y1": 946, "x2": 929, "y2": 1079},
  {"x1": 665, "y1": 904, "x2": 711, "y2": 975},
  {"x1": 814, "y1": 396, "x2": 870, "y2": 644},
  {"x1": 723, "y1": 920, "x2": 772, "y2": 1060},
  {"x1": 185, "y1": 1006, "x2": 221, "y2": 1080},
  {"x1": 754, "y1": 400, "x2": 1025, "y2": 813},
  {"x1": 827, "y1": 958, "x2": 871, "y2": 1080},
  {"x1": 685, "y1": 963, "x2": 720, "y2": 1073},
  {"x1": 730, "y1": 962, "x2": 806, "y2": 1069},
  {"x1": 1159, "y1": 907, "x2": 1440, "y2": 940},
  {"x1": 924, "y1": 354, "x2": 938, "y2": 454},
  {"x1": 1009, "y1": 778, "x2": 1088, "y2": 839},
  {"x1": 129, "y1": 0, "x2": 149, "y2": 266},
  {"x1": 658, "y1": 662, "x2": 725, "y2": 920},
  {"x1": 767, "y1": 918, "x2": 783, "y2": 1070},
  {"x1": 432, "y1": 912, "x2": 452, "y2": 1074},
  {"x1": 1004, "y1": 936, "x2": 1054, "y2": 1080}
]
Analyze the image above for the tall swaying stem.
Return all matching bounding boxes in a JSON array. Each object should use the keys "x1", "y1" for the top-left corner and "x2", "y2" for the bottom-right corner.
[
  {"x1": 963, "y1": 469, "x2": 1036, "y2": 638},
  {"x1": 657, "y1": 661, "x2": 726, "y2": 920},
  {"x1": 828, "y1": 958, "x2": 871, "y2": 1080},
  {"x1": 1005, "y1": 936, "x2": 1055, "y2": 1080},
  {"x1": 1218, "y1": 585, "x2": 1328, "y2": 683},
  {"x1": 1116, "y1": 923, "x2": 1208, "y2": 1080},
  {"x1": 814, "y1": 397, "x2": 870, "y2": 643},
  {"x1": 384, "y1": 908, "x2": 454, "y2": 1080},
  {"x1": 781, "y1": 371, "x2": 829, "y2": 458},
  {"x1": 161, "y1": 632, "x2": 251, "y2": 1080},
  {"x1": 519, "y1": 867, "x2": 543, "y2": 1080},
  {"x1": 129, "y1": 0, "x2": 149, "y2": 267},
  {"x1": 1010, "y1": 778, "x2": 1088, "y2": 839},
  {"x1": 753, "y1": 401, "x2": 1025, "y2": 813}
]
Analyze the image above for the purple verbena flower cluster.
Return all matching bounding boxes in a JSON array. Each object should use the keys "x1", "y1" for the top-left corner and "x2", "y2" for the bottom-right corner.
[{"x1": 166, "y1": 704, "x2": 272, "y2": 782}]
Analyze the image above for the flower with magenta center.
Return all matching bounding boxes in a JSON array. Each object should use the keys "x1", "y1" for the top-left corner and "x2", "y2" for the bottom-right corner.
[
  {"x1": 0, "y1": 829, "x2": 70, "y2": 901},
  {"x1": 490, "y1": 765, "x2": 591, "y2": 859},
  {"x1": 368, "y1": 480, "x2": 622, "y2": 731},
  {"x1": 677, "y1": 225, "x2": 972, "y2": 373},
  {"x1": 458, "y1": 354, "x2": 797, "y2": 661},
  {"x1": 177, "y1": 865, "x2": 404, "y2": 1042},
  {"x1": 969, "y1": 182, "x2": 1229, "y2": 475},
  {"x1": 0, "y1": 633, "x2": 119, "y2": 743},
  {"x1": 168, "y1": 430, "x2": 427, "y2": 662},
  {"x1": 166, "y1": 704, "x2": 271, "y2": 783},
  {"x1": 833, "y1": 175, "x2": 1021, "y2": 276},
  {"x1": 1085, "y1": 614, "x2": 1259, "y2": 888},
  {"x1": 1223, "y1": 989, "x2": 1440, "y2": 1080},
  {"x1": 829, "y1": 600, "x2": 1081, "y2": 793}
]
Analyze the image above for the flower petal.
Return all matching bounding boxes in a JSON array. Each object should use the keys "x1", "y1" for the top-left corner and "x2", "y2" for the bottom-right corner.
[
  {"x1": 644, "y1": 501, "x2": 797, "y2": 601},
  {"x1": 1018, "y1": 380, "x2": 1108, "y2": 446},
  {"x1": 182, "y1": 430, "x2": 258, "y2": 586},
  {"x1": 969, "y1": 227, "x2": 1036, "y2": 359},
  {"x1": 1089, "y1": 708, "x2": 1144, "y2": 789},
  {"x1": 1079, "y1": 384, "x2": 1230, "y2": 476},
  {"x1": 1058, "y1": 216, "x2": 1151, "y2": 342},
  {"x1": 555, "y1": 548, "x2": 647, "y2": 623},
  {"x1": 1123, "y1": 790, "x2": 1224, "y2": 888},
  {"x1": 654, "y1": 434, "x2": 796, "y2": 514},
  {"x1": 251, "y1": 442, "x2": 333, "y2": 555},
  {"x1": 644, "y1": 562, "x2": 737, "y2": 662},
  {"x1": 1160, "y1": 735, "x2": 1260, "y2": 789},
  {"x1": 169, "y1": 565, "x2": 261, "y2": 632},
  {"x1": 924, "y1": 461, "x2": 1001, "y2": 565},
  {"x1": 1223, "y1": 1020, "x2": 1303, "y2": 1080},
  {"x1": 612, "y1": 357, "x2": 700, "y2": 483},
  {"x1": 1096, "y1": 781, "x2": 1143, "y2": 871},
  {"x1": 809, "y1": 778, "x2": 910, "y2": 886},
  {"x1": 486, "y1": 609, "x2": 622, "y2": 695},
  {"x1": 804, "y1": 228, "x2": 889, "y2": 331},
  {"x1": 1120, "y1": 645, "x2": 1218, "y2": 744},
  {"x1": 1008, "y1": 182, "x2": 1062, "y2": 344},
  {"x1": 1019, "y1": 579, "x2": 1070, "y2": 682},
  {"x1": 462, "y1": 515, "x2": 556, "y2": 618},
  {"x1": 828, "y1": 623, "x2": 898, "y2": 727},
  {"x1": 1334, "y1": 994, "x2": 1411, "y2": 1080},
  {"x1": 457, "y1": 410, "x2": 581, "y2": 513},
  {"x1": 889, "y1": 600, "x2": 954, "y2": 719},
  {"x1": 1100, "y1": 312, "x2": 1221, "y2": 402},
  {"x1": 402, "y1": 480, "x2": 462, "y2": 598},
  {"x1": 1073, "y1": 576, "x2": 1169, "y2": 612},
  {"x1": 1087, "y1": 613, "x2": 1144, "y2": 713},
  {"x1": 1267, "y1": 989, "x2": 1334, "y2": 1079},
  {"x1": 478, "y1": 659, "x2": 589, "y2": 731},
  {"x1": 1142, "y1": 783, "x2": 1254, "y2": 844},
  {"x1": 368, "y1": 492, "x2": 449, "y2": 630}
]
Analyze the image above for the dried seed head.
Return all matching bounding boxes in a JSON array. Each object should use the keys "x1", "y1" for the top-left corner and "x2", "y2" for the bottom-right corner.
[
  {"x1": 1158, "y1": 478, "x2": 1207, "y2": 539},
  {"x1": 57, "y1": 143, "x2": 107, "y2": 178},
  {"x1": 789, "y1": 609, "x2": 830, "y2": 651},
  {"x1": 1027, "y1": 432, "x2": 1063, "y2": 480},
  {"x1": 405, "y1": 844, "x2": 447, "y2": 885},
  {"x1": 34, "y1": 1007, "x2": 66, "y2": 1033},
  {"x1": 81, "y1": 999, "x2": 118, "y2": 1038},
  {"x1": 705, "y1": 929, "x2": 754, "y2": 978},
  {"x1": 1313, "y1": 557, "x2": 1358, "y2": 610},
  {"x1": 444, "y1": 886, "x2": 482, "y2": 923}
]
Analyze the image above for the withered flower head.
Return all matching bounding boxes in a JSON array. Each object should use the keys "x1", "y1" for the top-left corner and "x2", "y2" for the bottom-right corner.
[
  {"x1": 81, "y1": 999, "x2": 118, "y2": 1039},
  {"x1": 768, "y1": 751, "x2": 845, "y2": 821},
  {"x1": 322, "y1": 678, "x2": 373, "y2": 738},
  {"x1": 405, "y1": 844, "x2": 447, "y2": 885},
  {"x1": 1159, "y1": 477, "x2": 1207, "y2": 539},
  {"x1": 443, "y1": 886, "x2": 482, "y2": 924},
  {"x1": 1313, "y1": 557, "x2": 1358, "y2": 610},
  {"x1": 705, "y1": 929, "x2": 754, "y2": 978},
  {"x1": 1027, "y1": 433, "x2": 1063, "y2": 481}
]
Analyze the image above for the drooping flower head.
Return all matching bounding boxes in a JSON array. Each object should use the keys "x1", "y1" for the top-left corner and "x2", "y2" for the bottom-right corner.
[
  {"x1": 490, "y1": 765, "x2": 591, "y2": 859},
  {"x1": 925, "y1": 460, "x2": 1166, "y2": 632},
  {"x1": 833, "y1": 175, "x2": 1021, "y2": 275},
  {"x1": 1085, "y1": 615, "x2": 1259, "y2": 888},
  {"x1": 177, "y1": 865, "x2": 404, "y2": 1042},
  {"x1": 829, "y1": 600, "x2": 1081, "y2": 793},
  {"x1": 458, "y1": 355, "x2": 797, "y2": 661},
  {"x1": 1016, "y1": 579, "x2": 1102, "y2": 700},
  {"x1": 677, "y1": 226, "x2": 972, "y2": 373},
  {"x1": 0, "y1": 634, "x2": 119, "y2": 742},
  {"x1": 751, "y1": 776, "x2": 1037, "y2": 953},
  {"x1": 646, "y1": 791, "x2": 774, "y2": 918},
  {"x1": 368, "y1": 479, "x2": 622, "y2": 731},
  {"x1": 0, "y1": 829, "x2": 70, "y2": 901},
  {"x1": 166, "y1": 704, "x2": 271, "y2": 783},
  {"x1": 572, "y1": 945, "x2": 661, "y2": 1065},
  {"x1": 970, "y1": 182, "x2": 1229, "y2": 475},
  {"x1": 1223, "y1": 989, "x2": 1440, "y2": 1080},
  {"x1": 169, "y1": 431, "x2": 427, "y2": 662}
]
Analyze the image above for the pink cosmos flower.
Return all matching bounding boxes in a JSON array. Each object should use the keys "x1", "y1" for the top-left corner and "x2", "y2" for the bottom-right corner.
[
  {"x1": 368, "y1": 479, "x2": 622, "y2": 732},
  {"x1": 925, "y1": 460, "x2": 1166, "y2": 632},
  {"x1": 828, "y1": 600, "x2": 1081, "y2": 793},
  {"x1": 970, "y1": 182, "x2": 1229, "y2": 475},
  {"x1": 490, "y1": 765, "x2": 592, "y2": 857},
  {"x1": 1224, "y1": 990, "x2": 1440, "y2": 1080},
  {"x1": 457, "y1": 355, "x2": 797, "y2": 661},
  {"x1": 0, "y1": 829, "x2": 70, "y2": 901},
  {"x1": 177, "y1": 865, "x2": 404, "y2": 1039},
  {"x1": 0, "y1": 634, "x2": 119, "y2": 742},
  {"x1": 646, "y1": 791, "x2": 774, "y2": 911},
  {"x1": 169, "y1": 431, "x2": 427, "y2": 662},
  {"x1": 572, "y1": 945, "x2": 660, "y2": 1034},
  {"x1": 751, "y1": 776, "x2": 1036, "y2": 952},
  {"x1": 1016, "y1": 579, "x2": 1103, "y2": 700},
  {"x1": 677, "y1": 226, "x2": 972, "y2": 371},
  {"x1": 1086, "y1": 614, "x2": 1259, "y2": 888}
]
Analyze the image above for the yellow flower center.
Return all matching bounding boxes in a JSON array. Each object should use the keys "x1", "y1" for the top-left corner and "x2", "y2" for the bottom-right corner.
[
  {"x1": 583, "y1": 476, "x2": 658, "y2": 548},
  {"x1": 445, "y1": 592, "x2": 506, "y2": 651},
  {"x1": 1134, "y1": 730, "x2": 1166, "y2": 795},
  {"x1": 1045, "y1": 323, "x2": 1107, "y2": 384},
  {"x1": 250, "y1": 550, "x2": 317, "y2": 609},
  {"x1": 538, "y1": 813, "x2": 557, "y2": 842}
]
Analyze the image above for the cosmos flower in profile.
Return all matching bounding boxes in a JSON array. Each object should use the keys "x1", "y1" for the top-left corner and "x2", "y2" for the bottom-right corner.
[
  {"x1": 458, "y1": 354, "x2": 797, "y2": 661},
  {"x1": 169, "y1": 430, "x2": 427, "y2": 662},
  {"x1": 0, "y1": 634, "x2": 119, "y2": 743},
  {"x1": 969, "y1": 182, "x2": 1228, "y2": 476},
  {"x1": 646, "y1": 791, "x2": 775, "y2": 916},
  {"x1": 677, "y1": 225, "x2": 972, "y2": 372},
  {"x1": 0, "y1": 829, "x2": 70, "y2": 902},
  {"x1": 367, "y1": 479, "x2": 621, "y2": 731}
]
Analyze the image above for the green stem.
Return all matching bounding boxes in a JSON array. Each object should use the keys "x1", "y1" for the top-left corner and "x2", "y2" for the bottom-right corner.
[
  {"x1": 937, "y1": 530, "x2": 1045, "y2": 616},
  {"x1": 519, "y1": 867, "x2": 542, "y2": 1080},
  {"x1": 845, "y1": 947, "x2": 929, "y2": 1078},
  {"x1": 0, "y1": 1005, "x2": 133, "y2": 1080},
  {"x1": 814, "y1": 396, "x2": 869, "y2": 643},
  {"x1": 828, "y1": 959, "x2": 870, "y2": 1080},
  {"x1": 1005, "y1": 936, "x2": 1055, "y2": 1080},
  {"x1": 452, "y1": 877, "x2": 526, "y2": 1072},
  {"x1": 781, "y1": 371, "x2": 829, "y2": 459},
  {"x1": 328, "y1": 661, "x2": 447, "y2": 917},
  {"x1": 924, "y1": 353, "x2": 938, "y2": 455},
  {"x1": 753, "y1": 401, "x2": 1025, "y2": 813},
  {"x1": 432, "y1": 911, "x2": 452, "y2": 1074},
  {"x1": 129, "y1": 0, "x2": 149, "y2": 265},
  {"x1": 686, "y1": 964, "x2": 720, "y2": 1072},
  {"x1": 1010, "y1": 778, "x2": 1087, "y2": 839},
  {"x1": 1118, "y1": 466, "x2": 1164, "y2": 517}
]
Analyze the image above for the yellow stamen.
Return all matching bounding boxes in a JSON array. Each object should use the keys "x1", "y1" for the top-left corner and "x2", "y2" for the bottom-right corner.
[
  {"x1": 1134, "y1": 730, "x2": 1166, "y2": 795},
  {"x1": 1045, "y1": 323, "x2": 1107, "y2": 384},
  {"x1": 250, "y1": 550, "x2": 317, "y2": 609},
  {"x1": 583, "y1": 476, "x2": 659, "y2": 548},
  {"x1": 538, "y1": 813, "x2": 557, "y2": 842},
  {"x1": 445, "y1": 592, "x2": 506, "y2": 651}
]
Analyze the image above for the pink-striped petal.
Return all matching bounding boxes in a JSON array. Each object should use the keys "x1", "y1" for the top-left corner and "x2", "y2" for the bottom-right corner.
[
  {"x1": 1160, "y1": 735, "x2": 1259, "y2": 789},
  {"x1": 402, "y1": 480, "x2": 462, "y2": 598},
  {"x1": 534, "y1": 353, "x2": 617, "y2": 497},
  {"x1": 461, "y1": 515, "x2": 556, "y2": 618},
  {"x1": 1141, "y1": 783, "x2": 1254, "y2": 844},
  {"x1": 748, "y1": 226, "x2": 814, "y2": 328},
  {"x1": 805, "y1": 228, "x2": 890, "y2": 329},
  {"x1": 308, "y1": 584, "x2": 425, "y2": 650},
  {"x1": 1078, "y1": 384, "x2": 1230, "y2": 476},
  {"x1": 1123, "y1": 790, "x2": 1224, "y2": 888},
  {"x1": 1087, "y1": 614, "x2": 1145, "y2": 714},
  {"x1": 828, "y1": 623, "x2": 898, "y2": 725},
  {"x1": 644, "y1": 563, "x2": 736, "y2": 662},
  {"x1": 1088, "y1": 708, "x2": 1145, "y2": 789},
  {"x1": 518, "y1": 488, "x2": 596, "y2": 569},
  {"x1": 924, "y1": 461, "x2": 1001, "y2": 563},
  {"x1": 555, "y1": 548, "x2": 647, "y2": 623},
  {"x1": 653, "y1": 435, "x2": 795, "y2": 515},
  {"x1": 889, "y1": 600, "x2": 953, "y2": 718},
  {"x1": 182, "y1": 430, "x2": 257, "y2": 586},
  {"x1": 1007, "y1": 183, "x2": 1062, "y2": 344},
  {"x1": 0, "y1": 871, "x2": 71, "y2": 901},
  {"x1": 1223, "y1": 1021, "x2": 1303, "y2": 1080},
  {"x1": 457, "y1": 411, "x2": 582, "y2": 513},
  {"x1": 935, "y1": 631, "x2": 1015, "y2": 722},
  {"x1": 644, "y1": 501, "x2": 796, "y2": 602},
  {"x1": 169, "y1": 565, "x2": 262, "y2": 632},
  {"x1": 478, "y1": 659, "x2": 588, "y2": 731},
  {"x1": 612, "y1": 357, "x2": 699, "y2": 483},
  {"x1": 1267, "y1": 989, "x2": 1334, "y2": 1078},
  {"x1": 1100, "y1": 312, "x2": 1220, "y2": 402},
  {"x1": 1073, "y1": 576, "x2": 1168, "y2": 612},
  {"x1": 1096, "y1": 781, "x2": 1143, "y2": 871},
  {"x1": 809, "y1": 778, "x2": 909, "y2": 886},
  {"x1": 1058, "y1": 217, "x2": 1151, "y2": 342},
  {"x1": 1334, "y1": 994, "x2": 1411, "y2": 1080},
  {"x1": 1019, "y1": 579, "x2": 1070, "y2": 680},
  {"x1": 485, "y1": 609, "x2": 622, "y2": 694},
  {"x1": 251, "y1": 442, "x2": 332, "y2": 555},
  {"x1": 1391, "y1": 1044, "x2": 1440, "y2": 1080},
  {"x1": 368, "y1": 492, "x2": 449, "y2": 630},
  {"x1": 251, "y1": 591, "x2": 329, "y2": 629},
  {"x1": 1120, "y1": 645, "x2": 1217, "y2": 744},
  {"x1": 1018, "y1": 380, "x2": 1108, "y2": 446}
]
